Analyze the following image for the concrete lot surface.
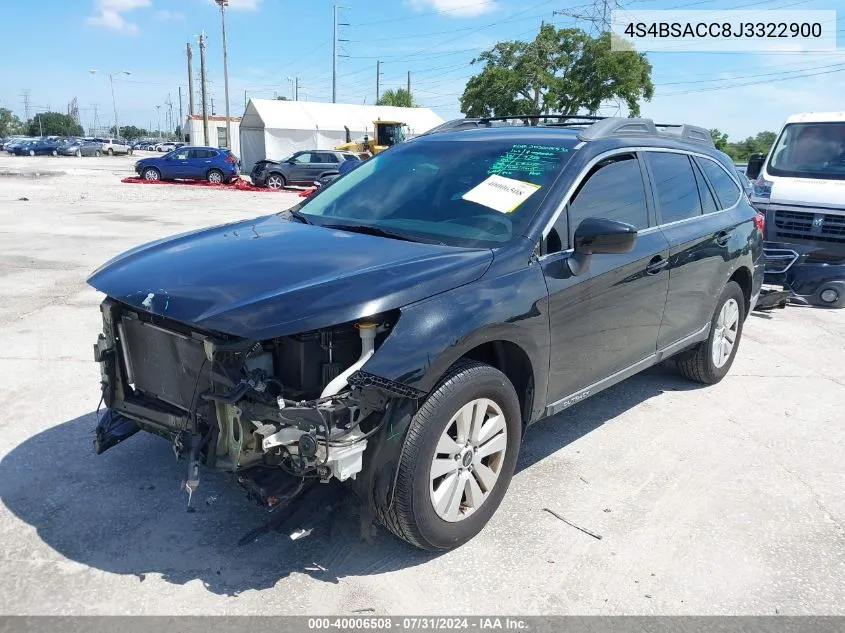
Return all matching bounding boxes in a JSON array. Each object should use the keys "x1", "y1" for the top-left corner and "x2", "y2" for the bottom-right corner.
[{"x1": 0, "y1": 155, "x2": 843, "y2": 615}]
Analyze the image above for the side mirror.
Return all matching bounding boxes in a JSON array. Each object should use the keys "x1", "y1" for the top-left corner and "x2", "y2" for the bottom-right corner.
[
  {"x1": 746, "y1": 153, "x2": 766, "y2": 180},
  {"x1": 574, "y1": 217, "x2": 637, "y2": 255},
  {"x1": 568, "y1": 218, "x2": 637, "y2": 276}
]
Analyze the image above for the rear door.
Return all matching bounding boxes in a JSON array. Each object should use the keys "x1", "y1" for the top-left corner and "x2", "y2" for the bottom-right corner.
[
  {"x1": 644, "y1": 151, "x2": 737, "y2": 348},
  {"x1": 542, "y1": 152, "x2": 671, "y2": 407},
  {"x1": 187, "y1": 148, "x2": 214, "y2": 178}
]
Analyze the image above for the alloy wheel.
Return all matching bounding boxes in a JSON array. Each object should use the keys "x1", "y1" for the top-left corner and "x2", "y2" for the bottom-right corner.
[
  {"x1": 429, "y1": 398, "x2": 508, "y2": 522},
  {"x1": 208, "y1": 170, "x2": 223, "y2": 184},
  {"x1": 267, "y1": 174, "x2": 284, "y2": 189},
  {"x1": 712, "y1": 298, "x2": 739, "y2": 368}
]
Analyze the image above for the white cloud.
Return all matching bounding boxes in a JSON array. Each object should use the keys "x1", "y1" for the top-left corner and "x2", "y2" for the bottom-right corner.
[
  {"x1": 407, "y1": 0, "x2": 496, "y2": 18},
  {"x1": 87, "y1": 0, "x2": 150, "y2": 33},
  {"x1": 154, "y1": 9, "x2": 185, "y2": 21}
]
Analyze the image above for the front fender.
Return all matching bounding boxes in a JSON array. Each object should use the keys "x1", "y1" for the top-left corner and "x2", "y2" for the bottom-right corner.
[{"x1": 359, "y1": 260, "x2": 551, "y2": 510}]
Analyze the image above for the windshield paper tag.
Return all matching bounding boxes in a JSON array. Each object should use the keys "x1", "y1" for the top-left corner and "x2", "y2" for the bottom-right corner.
[{"x1": 462, "y1": 175, "x2": 541, "y2": 213}]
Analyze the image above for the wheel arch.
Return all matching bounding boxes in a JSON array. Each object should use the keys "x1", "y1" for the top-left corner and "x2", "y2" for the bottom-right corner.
[{"x1": 728, "y1": 265, "x2": 753, "y2": 318}]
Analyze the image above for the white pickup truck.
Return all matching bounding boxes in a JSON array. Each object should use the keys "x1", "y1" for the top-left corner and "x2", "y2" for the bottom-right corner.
[{"x1": 749, "y1": 112, "x2": 845, "y2": 308}]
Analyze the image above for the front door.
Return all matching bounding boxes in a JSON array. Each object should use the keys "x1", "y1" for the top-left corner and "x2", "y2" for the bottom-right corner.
[
  {"x1": 541, "y1": 153, "x2": 671, "y2": 408},
  {"x1": 166, "y1": 148, "x2": 192, "y2": 179},
  {"x1": 288, "y1": 152, "x2": 315, "y2": 184}
]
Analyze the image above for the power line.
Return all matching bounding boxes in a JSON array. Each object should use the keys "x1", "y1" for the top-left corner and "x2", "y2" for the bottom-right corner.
[{"x1": 659, "y1": 64, "x2": 845, "y2": 96}]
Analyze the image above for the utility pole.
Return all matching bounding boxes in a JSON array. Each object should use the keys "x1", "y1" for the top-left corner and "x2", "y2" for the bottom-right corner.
[
  {"x1": 199, "y1": 32, "x2": 209, "y2": 146},
  {"x1": 244, "y1": 90, "x2": 248, "y2": 109},
  {"x1": 186, "y1": 43, "x2": 195, "y2": 116},
  {"x1": 332, "y1": 5, "x2": 349, "y2": 103},
  {"x1": 407, "y1": 70, "x2": 411, "y2": 99},
  {"x1": 178, "y1": 86, "x2": 183, "y2": 133},
  {"x1": 216, "y1": 0, "x2": 232, "y2": 149},
  {"x1": 295, "y1": 77, "x2": 299, "y2": 101},
  {"x1": 376, "y1": 60, "x2": 381, "y2": 103},
  {"x1": 332, "y1": 5, "x2": 338, "y2": 103},
  {"x1": 155, "y1": 105, "x2": 161, "y2": 140},
  {"x1": 211, "y1": 96, "x2": 215, "y2": 116}
]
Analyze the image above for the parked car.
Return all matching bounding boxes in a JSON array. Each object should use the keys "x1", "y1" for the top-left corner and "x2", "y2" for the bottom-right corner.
[
  {"x1": 13, "y1": 138, "x2": 61, "y2": 156},
  {"x1": 251, "y1": 150, "x2": 361, "y2": 189},
  {"x1": 97, "y1": 138, "x2": 131, "y2": 155},
  {"x1": 155, "y1": 142, "x2": 176, "y2": 153},
  {"x1": 89, "y1": 116, "x2": 764, "y2": 551},
  {"x1": 134, "y1": 146, "x2": 239, "y2": 183},
  {"x1": 59, "y1": 139, "x2": 103, "y2": 157},
  {"x1": 315, "y1": 155, "x2": 365, "y2": 187},
  {"x1": 4, "y1": 138, "x2": 34, "y2": 153},
  {"x1": 749, "y1": 112, "x2": 845, "y2": 308}
]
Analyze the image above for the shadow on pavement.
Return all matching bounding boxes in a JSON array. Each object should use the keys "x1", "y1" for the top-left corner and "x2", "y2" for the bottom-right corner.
[{"x1": 0, "y1": 361, "x2": 702, "y2": 596}]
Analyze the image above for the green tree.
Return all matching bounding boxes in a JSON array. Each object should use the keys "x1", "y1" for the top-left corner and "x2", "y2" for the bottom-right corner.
[
  {"x1": 109, "y1": 125, "x2": 148, "y2": 140},
  {"x1": 710, "y1": 128, "x2": 729, "y2": 152},
  {"x1": 376, "y1": 88, "x2": 416, "y2": 108},
  {"x1": 275, "y1": 96, "x2": 288, "y2": 100},
  {"x1": 722, "y1": 130, "x2": 777, "y2": 162},
  {"x1": 0, "y1": 108, "x2": 24, "y2": 136},
  {"x1": 460, "y1": 25, "x2": 653, "y2": 118},
  {"x1": 27, "y1": 112, "x2": 83, "y2": 137}
]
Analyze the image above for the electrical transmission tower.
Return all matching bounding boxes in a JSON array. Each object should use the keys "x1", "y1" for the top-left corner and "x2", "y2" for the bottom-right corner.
[
  {"x1": 67, "y1": 98, "x2": 81, "y2": 126},
  {"x1": 21, "y1": 90, "x2": 31, "y2": 120}
]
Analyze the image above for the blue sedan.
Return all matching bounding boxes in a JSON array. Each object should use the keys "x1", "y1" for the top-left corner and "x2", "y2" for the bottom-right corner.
[{"x1": 134, "y1": 146, "x2": 240, "y2": 184}]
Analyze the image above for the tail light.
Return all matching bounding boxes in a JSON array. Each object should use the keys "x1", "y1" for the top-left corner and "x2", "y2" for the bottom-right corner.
[
  {"x1": 753, "y1": 211, "x2": 765, "y2": 235},
  {"x1": 224, "y1": 155, "x2": 238, "y2": 163}
]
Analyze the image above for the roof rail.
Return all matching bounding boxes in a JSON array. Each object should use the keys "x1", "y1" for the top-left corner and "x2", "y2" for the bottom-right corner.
[
  {"x1": 577, "y1": 117, "x2": 714, "y2": 147},
  {"x1": 449, "y1": 114, "x2": 716, "y2": 147}
]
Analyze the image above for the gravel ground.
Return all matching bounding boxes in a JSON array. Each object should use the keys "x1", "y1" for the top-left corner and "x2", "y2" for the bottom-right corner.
[{"x1": 0, "y1": 154, "x2": 843, "y2": 616}]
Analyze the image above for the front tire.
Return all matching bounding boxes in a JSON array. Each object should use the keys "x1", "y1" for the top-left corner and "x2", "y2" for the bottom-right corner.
[
  {"x1": 676, "y1": 281, "x2": 745, "y2": 384},
  {"x1": 107, "y1": 148, "x2": 114, "y2": 156},
  {"x1": 142, "y1": 167, "x2": 161, "y2": 181},
  {"x1": 95, "y1": 150, "x2": 101, "y2": 157},
  {"x1": 75, "y1": 149, "x2": 82, "y2": 157},
  {"x1": 266, "y1": 173, "x2": 286, "y2": 190},
  {"x1": 377, "y1": 360, "x2": 522, "y2": 551}
]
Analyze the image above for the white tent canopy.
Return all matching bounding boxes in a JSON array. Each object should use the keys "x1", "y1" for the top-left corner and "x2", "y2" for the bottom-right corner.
[{"x1": 239, "y1": 99, "x2": 444, "y2": 172}]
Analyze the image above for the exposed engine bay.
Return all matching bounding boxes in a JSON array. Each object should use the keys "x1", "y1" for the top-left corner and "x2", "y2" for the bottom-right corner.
[{"x1": 93, "y1": 298, "x2": 419, "y2": 511}]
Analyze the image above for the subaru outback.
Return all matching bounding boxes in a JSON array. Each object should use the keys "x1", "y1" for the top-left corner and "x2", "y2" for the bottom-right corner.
[{"x1": 89, "y1": 116, "x2": 764, "y2": 551}]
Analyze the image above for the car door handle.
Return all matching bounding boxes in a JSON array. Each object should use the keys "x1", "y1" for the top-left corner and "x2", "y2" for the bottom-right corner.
[
  {"x1": 645, "y1": 256, "x2": 669, "y2": 275},
  {"x1": 715, "y1": 231, "x2": 730, "y2": 247}
]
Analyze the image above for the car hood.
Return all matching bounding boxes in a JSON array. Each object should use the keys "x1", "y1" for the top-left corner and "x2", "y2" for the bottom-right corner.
[{"x1": 87, "y1": 214, "x2": 493, "y2": 340}]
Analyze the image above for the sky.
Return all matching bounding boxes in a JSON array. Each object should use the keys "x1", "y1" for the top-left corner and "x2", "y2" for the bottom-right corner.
[{"x1": 1, "y1": 0, "x2": 843, "y2": 140}]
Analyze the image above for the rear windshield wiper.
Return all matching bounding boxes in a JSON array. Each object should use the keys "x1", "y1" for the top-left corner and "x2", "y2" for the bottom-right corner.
[{"x1": 319, "y1": 223, "x2": 420, "y2": 243}]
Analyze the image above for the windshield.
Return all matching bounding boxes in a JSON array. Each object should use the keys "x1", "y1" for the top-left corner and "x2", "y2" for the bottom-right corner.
[
  {"x1": 294, "y1": 137, "x2": 576, "y2": 247},
  {"x1": 768, "y1": 122, "x2": 845, "y2": 180}
]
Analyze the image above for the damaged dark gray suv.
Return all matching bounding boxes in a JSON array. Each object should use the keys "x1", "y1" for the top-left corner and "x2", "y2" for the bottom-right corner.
[{"x1": 89, "y1": 116, "x2": 764, "y2": 551}]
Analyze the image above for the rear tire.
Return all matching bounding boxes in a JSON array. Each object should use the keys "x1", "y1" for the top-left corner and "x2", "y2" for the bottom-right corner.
[
  {"x1": 28, "y1": 150, "x2": 35, "y2": 156},
  {"x1": 95, "y1": 150, "x2": 101, "y2": 157},
  {"x1": 207, "y1": 169, "x2": 224, "y2": 184},
  {"x1": 51, "y1": 150, "x2": 57, "y2": 157},
  {"x1": 376, "y1": 360, "x2": 521, "y2": 551},
  {"x1": 676, "y1": 281, "x2": 745, "y2": 384},
  {"x1": 107, "y1": 148, "x2": 114, "y2": 156},
  {"x1": 75, "y1": 149, "x2": 82, "y2": 157}
]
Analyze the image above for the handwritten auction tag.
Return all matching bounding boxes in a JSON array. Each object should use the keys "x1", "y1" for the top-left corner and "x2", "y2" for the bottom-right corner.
[{"x1": 462, "y1": 174, "x2": 541, "y2": 213}]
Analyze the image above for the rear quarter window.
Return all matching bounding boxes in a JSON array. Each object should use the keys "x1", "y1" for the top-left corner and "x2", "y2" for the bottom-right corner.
[{"x1": 697, "y1": 158, "x2": 741, "y2": 209}]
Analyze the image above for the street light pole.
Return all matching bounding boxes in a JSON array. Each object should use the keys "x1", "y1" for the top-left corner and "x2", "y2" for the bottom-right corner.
[
  {"x1": 216, "y1": 0, "x2": 232, "y2": 149},
  {"x1": 90, "y1": 69, "x2": 130, "y2": 139}
]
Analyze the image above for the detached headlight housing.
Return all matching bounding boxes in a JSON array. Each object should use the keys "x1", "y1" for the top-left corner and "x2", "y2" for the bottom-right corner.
[{"x1": 752, "y1": 175, "x2": 772, "y2": 200}]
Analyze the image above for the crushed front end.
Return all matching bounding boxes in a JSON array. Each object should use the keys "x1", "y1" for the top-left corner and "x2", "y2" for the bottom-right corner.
[{"x1": 93, "y1": 298, "x2": 410, "y2": 512}]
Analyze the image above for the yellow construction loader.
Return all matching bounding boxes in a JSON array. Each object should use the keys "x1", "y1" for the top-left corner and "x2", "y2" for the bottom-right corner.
[{"x1": 336, "y1": 120, "x2": 408, "y2": 157}]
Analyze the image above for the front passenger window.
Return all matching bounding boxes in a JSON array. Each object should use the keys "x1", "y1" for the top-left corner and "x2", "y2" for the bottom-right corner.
[{"x1": 556, "y1": 154, "x2": 649, "y2": 249}]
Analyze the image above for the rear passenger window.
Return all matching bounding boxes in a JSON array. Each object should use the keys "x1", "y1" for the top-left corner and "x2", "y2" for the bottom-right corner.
[
  {"x1": 697, "y1": 158, "x2": 741, "y2": 208},
  {"x1": 555, "y1": 154, "x2": 648, "y2": 249},
  {"x1": 319, "y1": 152, "x2": 340, "y2": 163},
  {"x1": 646, "y1": 152, "x2": 701, "y2": 224},
  {"x1": 692, "y1": 160, "x2": 718, "y2": 214}
]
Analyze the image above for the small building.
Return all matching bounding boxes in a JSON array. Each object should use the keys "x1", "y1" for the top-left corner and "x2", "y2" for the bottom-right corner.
[
  {"x1": 182, "y1": 115, "x2": 241, "y2": 157},
  {"x1": 239, "y1": 99, "x2": 444, "y2": 173}
]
